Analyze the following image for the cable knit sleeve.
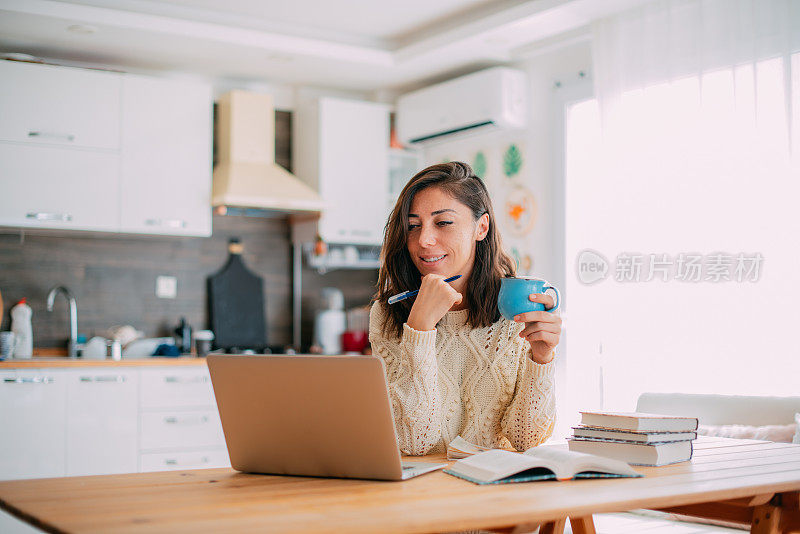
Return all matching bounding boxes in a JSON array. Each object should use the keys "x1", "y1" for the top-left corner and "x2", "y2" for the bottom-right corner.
[
  {"x1": 368, "y1": 302, "x2": 441, "y2": 455},
  {"x1": 500, "y1": 329, "x2": 557, "y2": 452}
]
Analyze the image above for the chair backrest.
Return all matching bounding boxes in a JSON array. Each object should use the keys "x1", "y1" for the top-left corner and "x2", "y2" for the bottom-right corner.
[{"x1": 636, "y1": 393, "x2": 800, "y2": 426}]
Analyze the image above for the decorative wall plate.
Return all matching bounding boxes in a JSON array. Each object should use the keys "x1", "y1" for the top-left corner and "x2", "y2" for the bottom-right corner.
[{"x1": 504, "y1": 185, "x2": 537, "y2": 236}]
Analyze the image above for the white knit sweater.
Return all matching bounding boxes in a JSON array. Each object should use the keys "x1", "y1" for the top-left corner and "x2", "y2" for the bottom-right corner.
[{"x1": 369, "y1": 302, "x2": 556, "y2": 455}]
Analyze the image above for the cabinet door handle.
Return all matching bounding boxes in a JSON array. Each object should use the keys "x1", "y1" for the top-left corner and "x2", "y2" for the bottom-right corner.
[
  {"x1": 164, "y1": 376, "x2": 208, "y2": 384},
  {"x1": 79, "y1": 375, "x2": 126, "y2": 383},
  {"x1": 163, "y1": 415, "x2": 210, "y2": 425},
  {"x1": 28, "y1": 130, "x2": 75, "y2": 142},
  {"x1": 145, "y1": 219, "x2": 187, "y2": 229},
  {"x1": 26, "y1": 212, "x2": 73, "y2": 222},
  {"x1": 3, "y1": 376, "x2": 54, "y2": 384}
]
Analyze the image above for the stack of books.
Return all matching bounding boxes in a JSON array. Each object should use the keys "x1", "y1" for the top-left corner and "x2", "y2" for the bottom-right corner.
[{"x1": 568, "y1": 411, "x2": 699, "y2": 466}]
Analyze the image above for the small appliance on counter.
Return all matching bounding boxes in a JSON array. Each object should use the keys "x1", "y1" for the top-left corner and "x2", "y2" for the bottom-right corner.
[
  {"x1": 313, "y1": 288, "x2": 346, "y2": 354},
  {"x1": 342, "y1": 306, "x2": 369, "y2": 354}
]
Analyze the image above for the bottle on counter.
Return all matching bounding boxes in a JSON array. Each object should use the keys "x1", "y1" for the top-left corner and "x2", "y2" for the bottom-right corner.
[
  {"x1": 10, "y1": 298, "x2": 33, "y2": 359},
  {"x1": 174, "y1": 317, "x2": 192, "y2": 354}
]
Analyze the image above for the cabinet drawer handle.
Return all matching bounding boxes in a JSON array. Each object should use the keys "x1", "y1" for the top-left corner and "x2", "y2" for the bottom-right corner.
[
  {"x1": 164, "y1": 456, "x2": 209, "y2": 466},
  {"x1": 145, "y1": 218, "x2": 187, "y2": 229},
  {"x1": 164, "y1": 376, "x2": 208, "y2": 384},
  {"x1": 28, "y1": 130, "x2": 75, "y2": 142},
  {"x1": 79, "y1": 375, "x2": 126, "y2": 383},
  {"x1": 26, "y1": 212, "x2": 73, "y2": 222},
  {"x1": 3, "y1": 376, "x2": 54, "y2": 384},
  {"x1": 163, "y1": 415, "x2": 210, "y2": 425}
]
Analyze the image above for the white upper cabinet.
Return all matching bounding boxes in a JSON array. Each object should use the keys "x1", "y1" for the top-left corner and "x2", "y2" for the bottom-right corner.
[
  {"x1": 0, "y1": 60, "x2": 121, "y2": 151},
  {"x1": 295, "y1": 97, "x2": 389, "y2": 245},
  {"x1": 120, "y1": 75, "x2": 212, "y2": 237},
  {"x1": 0, "y1": 144, "x2": 120, "y2": 231},
  {"x1": 0, "y1": 60, "x2": 212, "y2": 236}
]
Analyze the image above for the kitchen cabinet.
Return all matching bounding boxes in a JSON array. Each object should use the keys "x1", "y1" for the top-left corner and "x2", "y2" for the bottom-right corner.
[
  {"x1": 0, "y1": 60, "x2": 121, "y2": 151},
  {"x1": 0, "y1": 364, "x2": 228, "y2": 482},
  {"x1": 138, "y1": 367, "x2": 228, "y2": 472},
  {"x1": 119, "y1": 75, "x2": 212, "y2": 236},
  {"x1": 294, "y1": 97, "x2": 389, "y2": 246},
  {"x1": 140, "y1": 410, "x2": 224, "y2": 450},
  {"x1": 139, "y1": 367, "x2": 213, "y2": 409},
  {"x1": 65, "y1": 369, "x2": 138, "y2": 476},
  {"x1": 0, "y1": 144, "x2": 120, "y2": 232},
  {"x1": 0, "y1": 510, "x2": 41, "y2": 534},
  {"x1": 139, "y1": 449, "x2": 230, "y2": 472},
  {"x1": 0, "y1": 59, "x2": 212, "y2": 237},
  {"x1": 0, "y1": 369, "x2": 67, "y2": 480}
]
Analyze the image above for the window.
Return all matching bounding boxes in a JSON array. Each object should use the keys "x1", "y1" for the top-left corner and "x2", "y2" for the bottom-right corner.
[{"x1": 562, "y1": 53, "x2": 800, "y2": 424}]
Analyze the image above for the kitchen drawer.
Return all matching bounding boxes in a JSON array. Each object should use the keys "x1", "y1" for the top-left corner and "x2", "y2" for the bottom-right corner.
[
  {"x1": 139, "y1": 367, "x2": 214, "y2": 409},
  {"x1": 140, "y1": 409, "x2": 224, "y2": 450},
  {"x1": 0, "y1": 60, "x2": 121, "y2": 151},
  {"x1": 139, "y1": 448, "x2": 229, "y2": 472},
  {"x1": 0, "y1": 143, "x2": 120, "y2": 232}
]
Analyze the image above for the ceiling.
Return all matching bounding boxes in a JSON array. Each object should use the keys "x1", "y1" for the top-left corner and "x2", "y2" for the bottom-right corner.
[{"x1": 0, "y1": 0, "x2": 650, "y2": 94}]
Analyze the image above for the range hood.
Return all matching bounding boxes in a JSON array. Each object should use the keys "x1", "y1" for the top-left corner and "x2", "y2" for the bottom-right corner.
[{"x1": 212, "y1": 90, "x2": 324, "y2": 213}]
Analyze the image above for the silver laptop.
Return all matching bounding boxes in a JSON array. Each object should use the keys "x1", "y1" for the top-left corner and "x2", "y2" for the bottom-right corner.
[{"x1": 207, "y1": 354, "x2": 446, "y2": 481}]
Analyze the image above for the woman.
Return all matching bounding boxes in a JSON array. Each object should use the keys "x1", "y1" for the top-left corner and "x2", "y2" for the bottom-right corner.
[{"x1": 370, "y1": 162, "x2": 561, "y2": 455}]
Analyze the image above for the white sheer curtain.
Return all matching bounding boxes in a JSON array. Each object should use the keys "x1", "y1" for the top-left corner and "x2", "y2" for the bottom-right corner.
[{"x1": 563, "y1": 0, "x2": 800, "y2": 419}]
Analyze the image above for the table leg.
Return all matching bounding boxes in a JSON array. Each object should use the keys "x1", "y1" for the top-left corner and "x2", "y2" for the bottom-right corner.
[
  {"x1": 569, "y1": 516, "x2": 596, "y2": 534},
  {"x1": 539, "y1": 518, "x2": 566, "y2": 534},
  {"x1": 750, "y1": 503, "x2": 781, "y2": 534}
]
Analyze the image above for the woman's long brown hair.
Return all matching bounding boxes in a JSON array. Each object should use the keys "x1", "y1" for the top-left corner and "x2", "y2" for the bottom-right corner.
[{"x1": 374, "y1": 161, "x2": 516, "y2": 338}]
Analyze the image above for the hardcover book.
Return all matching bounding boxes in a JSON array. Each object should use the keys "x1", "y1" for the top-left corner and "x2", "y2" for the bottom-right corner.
[
  {"x1": 579, "y1": 412, "x2": 699, "y2": 433},
  {"x1": 572, "y1": 426, "x2": 697, "y2": 444},
  {"x1": 568, "y1": 438, "x2": 693, "y2": 466}
]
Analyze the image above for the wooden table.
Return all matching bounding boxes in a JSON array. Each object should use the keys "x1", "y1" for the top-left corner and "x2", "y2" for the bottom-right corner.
[{"x1": 0, "y1": 437, "x2": 798, "y2": 533}]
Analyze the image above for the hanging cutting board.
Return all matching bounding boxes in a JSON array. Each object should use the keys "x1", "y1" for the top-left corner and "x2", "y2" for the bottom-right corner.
[{"x1": 207, "y1": 239, "x2": 267, "y2": 351}]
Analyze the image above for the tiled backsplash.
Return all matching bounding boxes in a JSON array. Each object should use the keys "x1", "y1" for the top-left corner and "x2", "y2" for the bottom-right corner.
[{"x1": 0, "y1": 215, "x2": 377, "y2": 350}]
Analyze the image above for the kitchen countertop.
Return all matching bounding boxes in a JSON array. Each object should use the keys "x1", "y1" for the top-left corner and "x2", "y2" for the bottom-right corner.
[{"x1": 0, "y1": 357, "x2": 209, "y2": 368}]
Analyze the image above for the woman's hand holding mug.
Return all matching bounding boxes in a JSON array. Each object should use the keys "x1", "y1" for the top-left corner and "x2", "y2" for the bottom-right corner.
[
  {"x1": 514, "y1": 293, "x2": 562, "y2": 364},
  {"x1": 498, "y1": 277, "x2": 562, "y2": 364},
  {"x1": 407, "y1": 274, "x2": 462, "y2": 331}
]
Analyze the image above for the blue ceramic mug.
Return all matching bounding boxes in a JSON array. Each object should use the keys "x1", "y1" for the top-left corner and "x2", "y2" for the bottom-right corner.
[{"x1": 497, "y1": 277, "x2": 561, "y2": 321}]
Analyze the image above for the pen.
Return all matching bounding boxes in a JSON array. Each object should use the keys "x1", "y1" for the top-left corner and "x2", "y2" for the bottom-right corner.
[{"x1": 387, "y1": 275, "x2": 462, "y2": 305}]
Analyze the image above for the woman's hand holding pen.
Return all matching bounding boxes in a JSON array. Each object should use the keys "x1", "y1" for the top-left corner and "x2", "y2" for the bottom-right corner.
[
  {"x1": 514, "y1": 293, "x2": 562, "y2": 364},
  {"x1": 406, "y1": 274, "x2": 463, "y2": 331}
]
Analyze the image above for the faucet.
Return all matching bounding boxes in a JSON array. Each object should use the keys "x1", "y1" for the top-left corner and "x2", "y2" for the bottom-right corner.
[{"x1": 46, "y1": 286, "x2": 79, "y2": 358}]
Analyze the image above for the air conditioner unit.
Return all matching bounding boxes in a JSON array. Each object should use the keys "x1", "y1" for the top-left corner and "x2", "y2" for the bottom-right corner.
[{"x1": 396, "y1": 67, "x2": 528, "y2": 146}]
